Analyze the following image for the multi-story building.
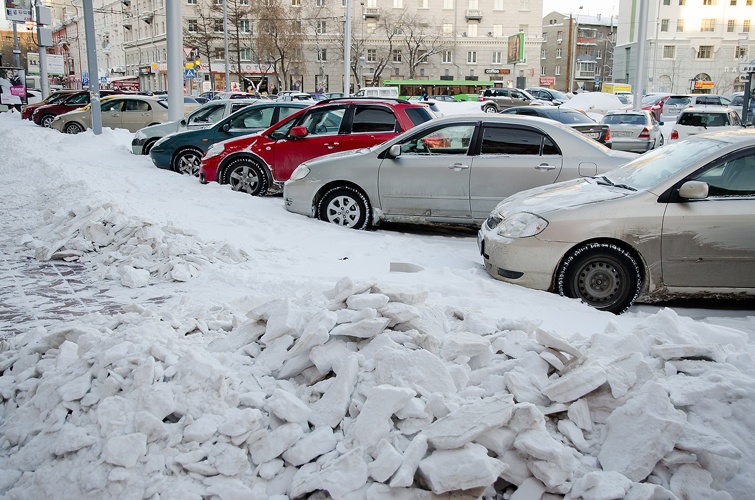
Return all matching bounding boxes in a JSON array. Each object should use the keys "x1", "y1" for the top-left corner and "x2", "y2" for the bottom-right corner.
[
  {"x1": 540, "y1": 11, "x2": 616, "y2": 93},
  {"x1": 615, "y1": 0, "x2": 755, "y2": 95},
  {"x1": 48, "y1": 0, "x2": 546, "y2": 94}
]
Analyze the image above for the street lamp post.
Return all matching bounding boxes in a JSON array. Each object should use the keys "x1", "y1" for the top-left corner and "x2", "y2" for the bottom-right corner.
[{"x1": 570, "y1": 6, "x2": 583, "y2": 93}]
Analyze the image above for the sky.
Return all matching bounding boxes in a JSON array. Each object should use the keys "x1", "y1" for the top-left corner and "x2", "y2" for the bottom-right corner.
[{"x1": 0, "y1": 104, "x2": 754, "y2": 498}]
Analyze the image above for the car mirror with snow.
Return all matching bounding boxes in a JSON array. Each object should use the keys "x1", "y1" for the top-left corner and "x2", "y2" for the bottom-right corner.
[
  {"x1": 289, "y1": 126, "x2": 309, "y2": 139},
  {"x1": 678, "y1": 180, "x2": 709, "y2": 200},
  {"x1": 388, "y1": 144, "x2": 402, "y2": 158}
]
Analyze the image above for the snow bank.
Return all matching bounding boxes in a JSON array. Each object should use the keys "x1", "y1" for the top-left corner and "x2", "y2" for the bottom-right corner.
[{"x1": 1, "y1": 276, "x2": 752, "y2": 498}]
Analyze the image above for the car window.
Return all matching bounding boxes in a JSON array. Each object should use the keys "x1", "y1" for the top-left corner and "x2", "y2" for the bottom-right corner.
[
  {"x1": 67, "y1": 93, "x2": 90, "y2": 105},
  {"x1": 101, "y1": 100, "x2": 123, "y2": 112},
  {"x1": 730, "y1": 111, "x2": 742, "y2": 126},
  {"x1": 399, "y1": 125, "x2": 475, "y2": 155},
  {"x1": 48, "y1": 93, "x2": 72, "y2": 104},
  {"x1": 666, "y1": 96, "x2": 691, "y2": 106},
  {"x1": 677, "y1": 112, "x2": 709, "y2": 126},
  {"x1": 299, "y1": 107, "x2": 345, "y2": 135},
  {"x1": 404, "y1": 107, "x2": 434, "y2": 127},
  {"x1": 695, "y1": 153, "x2": 755, "y2": 197},
  {"x1": 279, "y1": 106, "x2": 303, "y2": 121},
  {"x1": 480, "y1": 126, "x2": 555, "y2": 155},
  {"x1": 230, "y1": 106, "x2": 274, "y2": 129},
  {"x1": 602, "y1": 114, "x2": 646, "y2": 125},
  {"x1": 351, "y1": 106, "x2": 398, "y2": 133},
  {"x1": 556, "y1": 110, "x2": 594, "y2": 124},
  {"x1": 504, "y1": 108, "x2": 539, "y2": 117},
  {"x1": 188, "y1": 104, "x2": 225, "y2": 125},
  {"x1": 511, "y1": 91, "x2": 524, "y2": 99},
  {"x1": 124, "y1": 99, "x2": 150, "y2": 112}
]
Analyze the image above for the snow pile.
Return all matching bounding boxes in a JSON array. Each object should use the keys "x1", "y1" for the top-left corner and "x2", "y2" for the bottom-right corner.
[
  {"x1": 1, "y1": 277, "x2": 752, "y2": 498},
  {"x1": 19, "y1": 203, "x2": 249, "y2": 287}
]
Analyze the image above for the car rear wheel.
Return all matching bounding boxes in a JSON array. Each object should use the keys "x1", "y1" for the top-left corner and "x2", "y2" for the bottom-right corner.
[
  {"x1": 142, "y1": 139, "x2": 158, "y2": 155},
  {"x1": 172, "y1": 148, "x2": 203, "y2": 176},
  {"x1": 41, "y1": 114, "x2": 56, "y2": 128},
  {"x1": 483, "y1": 104, "x2": 498, "y2": 114},
  {"x1": 64, "y1": 122, "x2": 84, "y2": 134},
  {"x1": 317, "y1": 186, "x2": 371, "y2": 230},
  {"x1": 557, "y1": 242, "x2": 641, "y2": 314},
  {"x1": 225, "y1": 157, "x2": 269, "y2": 196}
]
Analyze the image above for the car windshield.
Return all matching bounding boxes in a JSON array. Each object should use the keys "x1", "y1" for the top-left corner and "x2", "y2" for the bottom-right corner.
[
  {"x1": 641, "y1": 94, "x2": 665, "y2": 105},
  {"x1": 666, "y1": 96, "x2": 691, "y2": 107},
  {"x1": 553, "y1": 110, "x2": 594, "y2": 124},
  {"x1": 603, "y1": 136, "x2": 728, "y2": 191},
  {"x1": 549, "y1": 89, "x2": 570, "y2": 100},
  {"x1": 188, "y1": 104, "x2": 225, "y2": 125}
]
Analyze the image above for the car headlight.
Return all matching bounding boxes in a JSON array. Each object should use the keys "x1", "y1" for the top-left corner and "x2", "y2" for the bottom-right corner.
[
  {"x1": 205, "y1": 142, "x2": 224, "y2": 159},
  {"x1": 495, "y1": 212, "x2": 548, "y2": 238},
  {"x1": 289, "y1": 165, "x2": 310, "y2": 181}
]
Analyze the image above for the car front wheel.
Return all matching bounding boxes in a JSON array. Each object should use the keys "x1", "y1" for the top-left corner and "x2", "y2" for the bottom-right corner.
[
  {"x1": 41, "y1": 114, "x2": 56, "y2": 128},
  {"x1": 225, "y1": 157, "x2": 269, "y2": 196},
  {"x1": 483, "y1": 104, "x2": 498, "y2": 113},
  {"x1": 172, "y1": 148, "x2": 203, "y2": 176},
  {"x1": 64, "y1": 122, "x2": 84, "y2": 134},
  {"x1": 557, "y1": 242, "x2": 641, "y2": 314},
  {"x1": 317, "y1": 186, "x2": 371, "y2": 230}
]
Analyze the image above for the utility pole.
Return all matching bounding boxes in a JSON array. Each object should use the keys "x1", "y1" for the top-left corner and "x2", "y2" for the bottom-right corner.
[{"x1": 82, "y1": 0, "x2": 102, "y2": 134}]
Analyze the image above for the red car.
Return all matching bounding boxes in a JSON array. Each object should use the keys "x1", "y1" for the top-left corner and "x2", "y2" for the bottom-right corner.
[
  {"x1": 641, "y1": 93, "x2": 671, "y2": 122},
  {"x1": 21, "y1": 89, "x2": 78, "y2": 120},
  {"x1": 199, "y1": 97, "x2": 436, "y2": 195},
  {"x1": 31, "y1": 89, "x2": 124, "y2": 127}
]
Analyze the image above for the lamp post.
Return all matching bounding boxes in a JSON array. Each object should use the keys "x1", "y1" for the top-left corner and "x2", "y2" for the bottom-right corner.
[{"x1": 570, "y1": 6, "x2": 583, "y2": 93}]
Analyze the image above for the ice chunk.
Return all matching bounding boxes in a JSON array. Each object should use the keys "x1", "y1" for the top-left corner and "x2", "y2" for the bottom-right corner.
[
  {"x1": 424, "y1": 394, "x2": 514, "y2": 450},
  {"x1": 368, "y1": 439, "x2": 403, "y2": 482},
  {"x1": 653, "y1": 344, "x2": 728, "y2": 363},
  {"x1": 440, "y1": 332, "x2": 492, "y2": 360},
  {"x1": 323, "y1": 277, "x2": 374, "y2": 303},
  {"x1": 309, "y1": 354, "x2": 360, "y2": 428},
  {"x1": 282, "y1": 427, "x2": 338, "y2": 466},
  {"x1": 567, "y1": 399, "x2": 593, "y2": 432},
  {"x1": 675, "y1": 424, "x2": 743, "y2": 459},
  {"x1": 218, "y1": 408, "x2": 262, "y2": 437},
  {"x1": 184, "y1": 414, "x2": 223, "y2": 443},
  {"x1": 350, "y1": 385, "x2": 416, "y2": 449},
  {"x1": 57, "y1": 370, "x2": 92, "y2": 402},
  {"x1": 320, "y1": 448, "x2": 369, "y2": 498},
  {"x1": 542, "y1": 363, "x2": 607, "y2": 403},
  {"x1": 390, "y1": 434, "x2": 428, "y2": 488},
  {"x1": 346, "y1": 293, "x2": 390, "y2": 310},
  {"x1": 418, "y1": 443, "x2": 506, "y2": 494},
  {"x1": 330, "y1": 317, "x2": 391, "y2": 339},
  {"x1": 103, "y1": 433, "x2": 147, "y2": 468},
  {"x1": 249, "y1": 422, "x2": 304, "y2": 464},
  {"x1": 267, "y1": 388, "x2": 312, "y2": 424},
  {"x1": 669, "y1": 463, "x2": 732, "y2": 500},
  {"x1": 570, "y1": 470, "x2": 633, "y2": 500},
  {"x1": 510, "y1": 477, "x2": 546, "y2": 500},
  {"x1": 373, "y1": 347, "x2": 456, "y2": 397}
]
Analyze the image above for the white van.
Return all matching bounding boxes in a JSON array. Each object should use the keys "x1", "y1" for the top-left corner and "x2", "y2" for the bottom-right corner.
[{"x1": 354, "y1": 87, "x2": 399, "y2": 98}]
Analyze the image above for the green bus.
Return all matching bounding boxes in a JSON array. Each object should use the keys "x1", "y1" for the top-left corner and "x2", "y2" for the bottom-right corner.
[{"x1": 382, "y1": 79, "x2": 500, "y2": 101}]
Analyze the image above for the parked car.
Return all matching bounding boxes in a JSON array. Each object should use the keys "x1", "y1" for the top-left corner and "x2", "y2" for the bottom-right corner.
[
  {"x1": 283, "y1": 114, "x2": 635, "y2": 230},
  {"x1": 21, "y1": 89, "x2": 78, "y2": 120},
  {"x1": 640, "y1": 93, "x2": 671, "y2": 122},
  {"x1": 479, "y1": 88, "x2": 543, "y2": 113},
  {"x1": 149, "y1": 102, "x2": 309, "y2": 175},
  {"x1": 51, "y1": 95, "x2": 170, "y2": 134},
  {"x1": 131, "y1": 98, "x2": 259, "y2": 155},
  {"x1": 600, "y1": 109, "x2": 664, "y2": 153},
  {"x1": 199, "y1": 97, "x2": 436, "y2": 195},
  {"x1": 669, "y1": 107, "x2": 743, "y2": 142},
  {"x1": 31, "y1": 90, "x2": 124, "y2": 127},
  {"x1": 525, "y1": 87, "x2": 571, "y2": 105},
  {"x1": 212, "y1": 91, "x2": 259, "y2": 100},
  {"x1": 276, "y1": 91, "x2": 316, "y2": 102},
  {"x1": 661, "y1": 94, "x2": 732, "y2": 122},
  {"x1": 500, "y1": 106, "x2": 612, "y2": 147},
  {"x1": 156, "y1": 94, "x2": 202, "y2": 113},
  {"x1": 478, "y1": 129, "x2": 755, "y2": 313},
  {"x1": 430, "y1": 95, "x2": 461, "y2": 102}
]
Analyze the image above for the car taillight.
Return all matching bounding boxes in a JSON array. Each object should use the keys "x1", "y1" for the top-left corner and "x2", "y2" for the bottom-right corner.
[
  {"x1": 639, "y1": 127, "x2": 650, "y2": 139},
  {"x1": 480, "y1": 96, "x2": 485, "y2": 101},
  {"x1": 670, "y1": 130, "x2": 679, "y2": 140},
  {"x1": 604, "y1": 128, "x2": 610, "y2": 140}
]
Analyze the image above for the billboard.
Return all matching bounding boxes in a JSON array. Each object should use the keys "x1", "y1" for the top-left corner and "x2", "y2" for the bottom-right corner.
[
  {"x1": 0, "y1": 67, "x2": 27, "y2": 106},
  {"x1": 4, "y1": 0, "x2": 32, "y2": 22},
  {"x1": 27, "y1": 53, "x2": 66, "y2": 76},
  {"x1": 507, "y1": 32, "x2": 525, "y2": 65}
]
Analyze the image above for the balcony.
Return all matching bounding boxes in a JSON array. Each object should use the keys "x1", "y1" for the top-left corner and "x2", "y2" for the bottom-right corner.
[
  {"x1": 576, "y1": 70, "x2": 595, "y2": 79},
  {"x1": 363, "y1": 7, "x2": 380, "y2": 18},
  {"x1": 465, "y1": 9, "x2": 482, "y2": 20},
  {"x1": 577, "y1": 37, "x2": 597, "y2": 45}
]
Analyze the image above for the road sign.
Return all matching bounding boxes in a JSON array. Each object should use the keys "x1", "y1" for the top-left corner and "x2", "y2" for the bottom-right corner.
[
  {"x1": 82, "y1": 71, "x2": 89, "y2": 85},
  {"x1": 100, "y1": 76, "x2": 107, "y2": 84},
  {"x1": 184, "y1": 68, "x2": 195, "y2": 78},
  {"x1": 183, "y1": 46, "x2": 193, "y2": 59}
]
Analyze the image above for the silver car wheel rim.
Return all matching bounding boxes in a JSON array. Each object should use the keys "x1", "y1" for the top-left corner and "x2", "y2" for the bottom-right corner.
[
  {"x1": 65, "y1": 124, "x2": 82, "y2": 134},
  {"x1": 325, "y1": 195, "x2": 361, "y2": 227},
  {"x1": 42, "y1": 116, "x2": 53, "y2": 127},
  {"x1": 484, "y1": 106, "x2": 497, "y2": 113},
  {"x1": 178, "y1": 153, "x2": 200, "y2": 176},
  {"x1": 229, "y1": 165, "x2": 260, "y2": 194}
]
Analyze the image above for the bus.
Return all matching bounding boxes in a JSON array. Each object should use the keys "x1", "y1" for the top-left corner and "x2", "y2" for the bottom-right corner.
[{"x1": 382, "y1": 79, "x2": 500, "y2": 101}]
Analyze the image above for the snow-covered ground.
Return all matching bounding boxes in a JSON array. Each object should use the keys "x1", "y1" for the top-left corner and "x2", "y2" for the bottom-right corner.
[{"x1": 0, "y1": 109, "x2": 753, "y2": 499}]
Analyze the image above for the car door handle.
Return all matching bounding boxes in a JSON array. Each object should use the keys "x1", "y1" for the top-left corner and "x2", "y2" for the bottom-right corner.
[
  {"x1": 448, "y1": 163, "x2": 469, "y2": 170},
  {"x1": 324, "y1": 142, "x2": 339, "y2": 149},
  {"x1": 535, "y1": 163, "x2": 557, "y2": 171}
]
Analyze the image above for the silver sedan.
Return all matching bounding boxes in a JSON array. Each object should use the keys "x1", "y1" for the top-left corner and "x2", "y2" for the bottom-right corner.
[
  {"x1": 478, "y1": 129, "x2": 755, "y2": 313},
  {"x1": 283, "y1": 114, "x2": 635, "y2": 229},
  {"x1": 600, "y1": 109, "x2": 664, "y2": 153}
]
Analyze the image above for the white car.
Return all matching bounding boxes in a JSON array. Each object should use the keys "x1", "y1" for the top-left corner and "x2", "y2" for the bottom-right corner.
[
  {"x1": 600, "y1": 109, "x2": 664, "y2": 153},
  {"x1": 669, "y1": 107, "x2": 743, "y2": 142}
]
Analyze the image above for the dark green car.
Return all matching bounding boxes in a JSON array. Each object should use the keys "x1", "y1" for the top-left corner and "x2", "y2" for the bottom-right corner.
[{"x1": 149, "y1": 102, "x2": 310, "y2": 175}]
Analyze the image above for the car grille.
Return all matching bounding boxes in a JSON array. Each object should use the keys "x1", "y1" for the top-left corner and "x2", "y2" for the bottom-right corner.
[{"x1": 485, "y1": 214, "x2": 502, "y2": 229}]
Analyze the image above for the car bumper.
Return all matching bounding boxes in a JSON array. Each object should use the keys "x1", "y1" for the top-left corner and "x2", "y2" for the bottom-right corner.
[
  {"x1": 610, "y1": 138, "x2": 653, "y2": 153},
  {"x1": 149, "y1": 148, "x2": 172, "y2": 170},
  {"x1": 283, "y1": 178, "x2": 321, "y2": 218},
  {"x1": 131, "y1": 136, "x2": 147, "y2": 155},
  {"x1": 199, "y1": 156, "x2": 221, "y2": 184},
  {"x1": 478, "y1": 224, "x2": 570, "y2": 291}
]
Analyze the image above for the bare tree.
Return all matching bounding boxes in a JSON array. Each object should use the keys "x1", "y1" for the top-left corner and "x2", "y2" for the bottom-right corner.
[
  {"x1": 395, "y1": 13, "x2": 450, "y2": 80},
  {"x1": 183, "y1": 3, "x2": 222, "y2": 91},
  {"x1": 250, "y1": 0, "x2": 304, "y2": 91},
  {"x1": 225, "y1": 0, "x2": 255, "y2": 90}
]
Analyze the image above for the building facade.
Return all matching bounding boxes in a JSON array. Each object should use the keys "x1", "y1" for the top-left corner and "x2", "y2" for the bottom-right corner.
[
  {"x1": 615, "y1": 0, "x2": 755, "y2": 95},
  {"x1": 540, "y1": 11, "x2": 616, "y2": 93}
]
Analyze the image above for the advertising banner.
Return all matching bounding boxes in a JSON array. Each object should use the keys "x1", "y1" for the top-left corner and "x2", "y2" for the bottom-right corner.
[
  {"x1": 507, "y1": 32, "x2": 525, "y2": 65},
  {"x1": 27, "y1": 53, "x2": 66, "y2": 76},
  {"x1": 4, "y1": 0, "x2": 32, "y2": 22},
  {"x1": 0, "y1": 67, "x2": 27, "y2": 105}
]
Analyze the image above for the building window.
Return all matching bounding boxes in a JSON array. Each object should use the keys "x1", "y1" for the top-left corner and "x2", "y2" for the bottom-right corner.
[
  {"x1": 317, "y1": 49, "x2": 327, "y2": 61},
  {"x1": 663, "y1": 45, "x2": 675, "y2": 58},
  {"x1": 494, "y1": 0, "x2": 503, "y2": 8},
  {"x1": 541, "y1": 66, "x2": 545, "y2": 75},
  {"x1": 187, "y1": 19, "x2": 198, "y2": 32},
  {"x1": 393, "y1": 0, "x2": 403, "y2": 7},
  {"x1": 292, "y1": 20, "x2": 302, "y2": 32},
  {"x1": 467, "y1": 51, "x2": 477, "y2": 63},
  {"x1": 555, "y1": 65, "x2": 560, "y2": 75},
  {"x1": 698, "y1": 45, "x2": 713, "y2": 59},
  {"x1": 492, "y1": 51, "x2": 502, "y2": 64},
  {"x1": 679, "y1": 0, "x2": 685, "y2": 4},
  {"x1": 556, "y1": 47, "x2": 562, "y2": 58},
  {"x1": 541, "y1": 48, "x2": 546, "y2": 59},
  {"x1": 214, "y1": 48, "x2": 225, "y2": 60},
  {"x1": 677, "y1": 19, "x2": 684, "y2": 32},
  {"x1": 443, "y1": 23, "x2": 453, "y2": 34},
  {"x1": 663, "y1": 0, "x2": 670, "y2": 4},
  {"x1": 367, "y1": 48, "x2": 376, "y2": 62},
  {"x1": 520, "y1": 0, "x2": 528, "y2": 8},
  {"x1": 240, "y1": 19, "x2": 250, "y2": 33},
  {"x1": 240, "y1": 48, "x2": 251, "y2": 61},
  {"x1": 493, "y1": 24, "x2": 503, "y2": 37},
  {"x1": 187, "y1": 0, "x2": 197, "y2": 4},
  {"x1": 542, "y1": 31, "x2": 547, "y2": 41},
  {"x1": 442, "y1": 50, "x2": 452, "y2": 63},
  {"x1": 214, "y1": 19, "x2": 223, "y2": 32},
  {"x1": 316, "y1": 0, "x2": 324, "y2": 5},
  {"x1": 736, "y1": 46, "x2": 747, "y2": 59},
  {"x1": 701, "y1": 19, "x2": 715, "y2": 31},
  {"x1": 557, "y1": 30, "x2": 563, "y2": 41},
  {"x1": 443, "y1": 0, "x2": 453, "y2": 8},
  {"x1": 468, "y1": 0, "x2": 478, "y2": 8},
  {"x1": 519, "y1": 24, "x2": 527, "y2": 34},
  {"x1": 661, "y1": 19, "x2": 669, "y2": 31},
  {"x1": 703, "y1": 0, "x2": 715, "y2": 4},
  {"x1": 467, "y1": 23, "x2": 478, "y2": 37},
  {"x1": 745, "y1": 20, "x2": 751, "y2": 32},
  {"x1": 419, "y1": 0, "x2": 428, "y2": 7},
  {"x1": 392, "y1": 49, "x2": 402, "y2": 63},
  {"x1": 292, "y1": 0, "x2": 300, "y2": 6},
  {"x1": 731, "y1": 0, "x2": 737, "y2": 4},
  {"x1": 728, "y1": 20, "x2": 736, "y2": 32},
  {"x1": 316, "y1": 20, "x2": 326, "y2": 34}
]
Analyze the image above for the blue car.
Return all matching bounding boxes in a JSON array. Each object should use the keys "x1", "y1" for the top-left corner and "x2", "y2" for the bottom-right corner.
[{"x1": 149, "y1": 101, "x2": 310, "y2": 176}]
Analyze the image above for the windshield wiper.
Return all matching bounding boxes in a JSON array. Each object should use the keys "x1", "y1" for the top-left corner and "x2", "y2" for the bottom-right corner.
[{"x1": 592, "y1": 175, "x2": 637, "y2": 191}]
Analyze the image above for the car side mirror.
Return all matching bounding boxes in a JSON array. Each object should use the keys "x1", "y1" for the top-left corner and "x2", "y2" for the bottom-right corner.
[
  {"x1": 678, "y1": 180, "x2": 709, "y2": 200},
  {"x1": 289, "y1": 126, "x2": 309, "y2": 139},
  {"x1": 388, "y1": 144, "x2": 401, "y2": 158},
  {"x1": 659, "y1": 121, "x2": 664, "y2": 126},
  {"x1": 221, "y1": 122, "x2": 231, "y2": 132},
  {"x1": 180, "y1": 118, "x2": 187, "y2": 126}
]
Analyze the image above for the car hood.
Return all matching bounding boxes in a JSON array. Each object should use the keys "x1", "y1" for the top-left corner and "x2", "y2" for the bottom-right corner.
[
  {"x1": 138, "y1": 119, "x2": 183, "y2": 137},
  {"x1": 492, "y1": 177, "x2": 630, "y2": 218},
  {"x1": 304, "y1": 147, "x2": 372, "y2": 167}
]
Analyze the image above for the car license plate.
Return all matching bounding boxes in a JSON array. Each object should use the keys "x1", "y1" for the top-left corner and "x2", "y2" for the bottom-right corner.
[
  {"x1": 613, "y1": 131, "x2": 632, "y2": 137},
  {"x1": 587, "y1": 132, "x2": 600, "y2": 139}
]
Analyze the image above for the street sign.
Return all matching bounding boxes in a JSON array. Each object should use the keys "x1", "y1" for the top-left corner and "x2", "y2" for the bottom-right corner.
[
  {"x1": 184, "y1": 68, "x2": 195, "y2": 78},
  {"x1": 82, "y1": 71, "x2": 89, "y2": 85},
  {"x1": 183, "y1": 46, "x2": 193, "y2": 59}
]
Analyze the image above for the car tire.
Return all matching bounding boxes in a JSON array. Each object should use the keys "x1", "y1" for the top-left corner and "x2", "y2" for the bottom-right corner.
[
  {"x1": 172, "y1": 148, "x2": 203, "y2": 176},
  {"x1": 142, "y1": 139, "x2": 158, "y2": 155},
  {"x1": 225, "y1": 157, "x2": 269, "y2": 196},
  {"x1": 483, "y1": 104, "x2": 498, "y2": 114},
  {"x1": 557, "y1": 242, "x2": 641, "y2": 314},
  {"x1": 658, "y1": 134, "x2": 664, "y2": 147},
  {"x1": 64, "y1": 122, "x2": 84, "y2": 134},
  {"x1": 41, "y1": 114, "x2": 56, "y2": 128},
  {"x1": 317, "y1": 186, "x2": 371, "y2": 230}
]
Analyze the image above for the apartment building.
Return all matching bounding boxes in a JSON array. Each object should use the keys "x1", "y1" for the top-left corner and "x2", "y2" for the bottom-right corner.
[
  {"x1": 47, "y1": 0, "x2": 545, "y2": 93},
  {"x1": 615, "y1": 0, "x2": 755, "y2": 95},
  {"x1": 540, "y1": 11, "x2": 616, "y2": 93}
]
